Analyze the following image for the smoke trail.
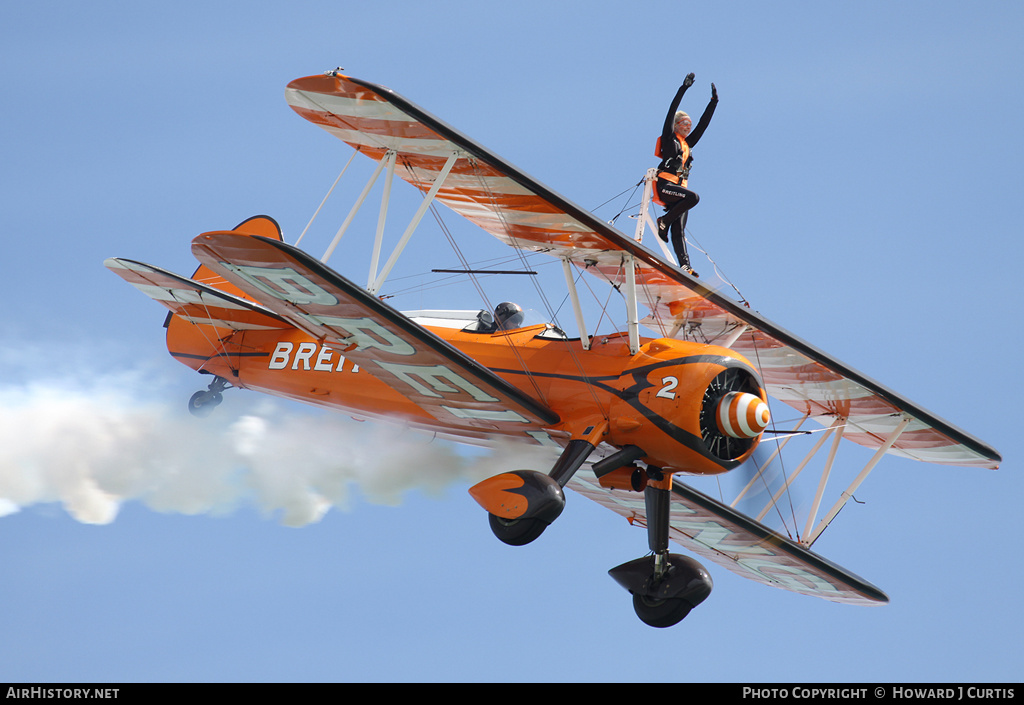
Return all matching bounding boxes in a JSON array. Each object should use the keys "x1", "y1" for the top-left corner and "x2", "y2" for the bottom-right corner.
[{"x1": 0, "y1": 370, "x2": 558, "y2": 527}]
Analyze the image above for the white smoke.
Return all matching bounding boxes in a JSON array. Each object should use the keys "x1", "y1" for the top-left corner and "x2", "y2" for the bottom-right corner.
[{"x1": 0, "y1": 370, "x2": 558, "y2": 527}]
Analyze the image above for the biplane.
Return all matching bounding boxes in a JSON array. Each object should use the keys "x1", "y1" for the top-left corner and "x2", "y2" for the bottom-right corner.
[{"x1": 106, "y1": 70, "x2": 1001, "y2": 628}]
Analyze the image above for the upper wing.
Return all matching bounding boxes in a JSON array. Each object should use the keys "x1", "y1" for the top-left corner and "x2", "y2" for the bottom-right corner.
[
  {"x1": 285, "y1": 73, "x2": 615, "y2": 254},
  {"x1": 569, "y1": 468, "x2": 887, "y2": 605},
  {"x1": 190, "y1": 232, "x2": 560, "y2": 439},
  {"x1": 285, "y1": 72, "x2": 1000, "y2": 470}
]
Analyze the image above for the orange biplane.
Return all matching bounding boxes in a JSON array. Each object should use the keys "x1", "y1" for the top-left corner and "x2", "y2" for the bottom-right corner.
[{"x1": 106, "y1": 71, "x2": 1001, "y2": 628}]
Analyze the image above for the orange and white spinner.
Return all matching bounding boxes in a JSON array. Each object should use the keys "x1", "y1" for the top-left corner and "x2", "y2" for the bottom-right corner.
[{"x1": 716, "y1": 391, "x2": 770, "y2": 439}]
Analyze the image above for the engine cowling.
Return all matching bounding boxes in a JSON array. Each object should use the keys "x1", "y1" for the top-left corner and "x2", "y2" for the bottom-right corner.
[{"x1": 606, "y1": 338, "x2": 769, "y2": 474}]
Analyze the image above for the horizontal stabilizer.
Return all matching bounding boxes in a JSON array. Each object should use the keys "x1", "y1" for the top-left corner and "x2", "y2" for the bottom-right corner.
[
  {"x1": 190, "y1": 233, "x2": 559, "y2": 436},
  {"x1": 104, "y1": 258, "x2": 289, "y2": 332}
]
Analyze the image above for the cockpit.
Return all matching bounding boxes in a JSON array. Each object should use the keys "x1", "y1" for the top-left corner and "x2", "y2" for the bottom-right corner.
[{"x1": 403, "y1": 304, "x2": 569, "y2": 339}]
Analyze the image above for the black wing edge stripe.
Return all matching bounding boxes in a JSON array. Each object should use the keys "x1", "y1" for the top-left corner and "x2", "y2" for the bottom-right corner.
[
  {"x1": 254, "y1": 236, "x2": 561, "y2": 426},
  {"x1": 348, "y1": 78, "x2": 1000, "y2": 467},
  {"x1": 671, "y1": 478, "x2": 890, "y2": 604}
]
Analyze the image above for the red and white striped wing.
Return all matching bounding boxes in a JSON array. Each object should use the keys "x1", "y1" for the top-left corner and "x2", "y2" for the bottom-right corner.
[
  {"x1": 284, "y1": 73, "x2": 1000, "y2": 470},
  {"x1": 285, "y1": 74, "x2": 612, "y2": 255}
]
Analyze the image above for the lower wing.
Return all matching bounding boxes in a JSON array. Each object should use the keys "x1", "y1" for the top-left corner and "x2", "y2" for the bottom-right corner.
[{"x1": 570, "y1": 468, "x2": 887, "y2": 605}]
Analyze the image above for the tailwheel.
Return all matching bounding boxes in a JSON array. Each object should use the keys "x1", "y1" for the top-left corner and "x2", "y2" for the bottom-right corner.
[
  {"x1": 488, "y1": 513, "x2": 549, "y2": 546},
  {"x1": 187, "y1": 390, "x2": 222, "y2": 418},
  {"x1": 187, "y1": 375, "x2": 231, "y2": 418}
]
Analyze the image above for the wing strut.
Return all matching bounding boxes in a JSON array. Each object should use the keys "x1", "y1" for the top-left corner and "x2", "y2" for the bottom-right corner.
[
  {"x1": 805, "y1": 416, "x2": 911, "y2": 547},
  {"x1": 562, "y1": 259, "x2": 591, "y2": 350},
  {"x1": 755, "y1": 417, "x2": 844, "y2": 523},
  {"x1": 624, "y1": 253, "x2": 640, "y2": 355},
  {"x1": 322, "y1": 148, "x2": 393, "y2": 263},
  {"x1": 367, "y1": 149, "x2": 399, "y2": 289},
  {"x1": 369, "y1": 151, "x2": 460, "y2": 294},
  {"x1": 721, "y1": 324, "x2": 751, "y2": 349},
  {"x1": 802, "y1": 421, "x2": 847, "y2": 540}
]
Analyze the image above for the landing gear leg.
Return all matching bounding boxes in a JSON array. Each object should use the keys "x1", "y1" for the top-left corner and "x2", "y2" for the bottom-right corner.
[
  {"x1": 187, "y1": 375, "x2": 231, "y2": 418},
  {"x1": 609, "y1": 467, "x2": 713, "y2": 628}
]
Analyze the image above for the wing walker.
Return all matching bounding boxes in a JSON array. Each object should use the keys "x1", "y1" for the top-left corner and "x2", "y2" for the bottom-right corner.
[{"x1": 107, "y1": 71, "x2": 1001, "y2": 627}]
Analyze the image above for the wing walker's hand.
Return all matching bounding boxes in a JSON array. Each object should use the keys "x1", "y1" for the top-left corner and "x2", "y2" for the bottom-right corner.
[
  {"x1": 711, "y1": 82, "x2": 718, "y2": 100},
  {"x1": 683, "y1": 72, "x2": 695, "y2": 88}
]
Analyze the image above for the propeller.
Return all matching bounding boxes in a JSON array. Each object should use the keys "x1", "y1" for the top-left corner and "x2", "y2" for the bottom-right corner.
[
  {"x1": 728, "y1": 418, "x2": 806, "y2": 536},
  {"x1": 698, "y1": 367, "x2": 766, "y2": 461}
]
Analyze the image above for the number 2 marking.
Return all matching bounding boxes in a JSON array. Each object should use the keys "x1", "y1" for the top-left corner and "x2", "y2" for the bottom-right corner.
[{"x1": 656, "y1": 376, "x2": 678, "y2": 400}]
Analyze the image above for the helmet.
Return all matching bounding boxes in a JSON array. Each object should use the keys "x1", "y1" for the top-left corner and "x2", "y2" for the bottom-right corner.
[{"x1": 493, "y1": 301, "x2": 525, "y2": 330}]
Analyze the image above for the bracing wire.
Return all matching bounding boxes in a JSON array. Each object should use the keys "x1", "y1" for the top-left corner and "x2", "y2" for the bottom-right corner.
[
  {"x1": 594, "y1": 179, "x2": 644, "y2": 227},
  {"x1": 684, "y1": 226, "x2": 749, "y2": 306},
  {"x1": 746, "y1": 333, "x2": 801, "y2": 538},
  {"x1": 462, "y1": 159, "x2": 611, "y2": 413},
  {"x1": 394, "y1": 155, "x2": 552, "y2": 404},
  {"x1": 295, "y1": 147, "x2": 361, "y2": 247}
]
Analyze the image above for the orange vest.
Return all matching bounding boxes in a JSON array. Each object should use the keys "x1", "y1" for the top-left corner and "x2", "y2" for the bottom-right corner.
[{"x1": 654, "y1": 133, "x2": 690, "y2": 186}]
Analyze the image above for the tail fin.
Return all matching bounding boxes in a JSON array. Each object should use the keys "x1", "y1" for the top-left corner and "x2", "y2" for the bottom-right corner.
[{"x1": 190, "y1": 215, "x2": 285, "y2": 304}]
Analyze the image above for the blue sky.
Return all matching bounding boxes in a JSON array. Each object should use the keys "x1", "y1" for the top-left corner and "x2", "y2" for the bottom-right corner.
[{"x1": 1, "y1": 0, "x2": 1020, "y2": 682}]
